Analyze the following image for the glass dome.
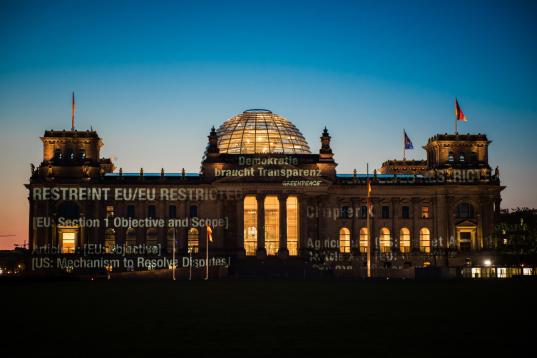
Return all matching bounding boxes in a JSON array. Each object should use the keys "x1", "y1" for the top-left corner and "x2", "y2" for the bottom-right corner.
[{"x1": 216, "y1": 109, "x2": 311, "y2": 154}]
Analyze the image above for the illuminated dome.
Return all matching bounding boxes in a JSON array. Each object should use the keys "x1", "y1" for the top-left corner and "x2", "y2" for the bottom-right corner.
[{"x1": 216, "y1": 109, "x2": 311, "y2": 154}]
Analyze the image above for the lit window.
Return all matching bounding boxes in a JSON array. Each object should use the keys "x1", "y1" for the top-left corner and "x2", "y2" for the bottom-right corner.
[
  {"x1": 105, "y1": 228, "x2": 115, "y2": 253},
  {"x1": 400, "y1": 228, "x2": 411, "y2": 253},
  {"x1": 448, "y1": 152, "x2": 454, "y2": 162},
  {"x1": 265, "y1": 196, "x2": 280, "y2": 256},
  {"x1": 61, "y1": 232, "x2": 76, "y2": 253},
  {"x1": 421, "y1": 207, "x2": 430, "y2": 219},
  {"x1": 459, "y1": 153, "x2": 465, "y2": 162},
  {"x1": 339, "y1": 227, "x2": 351, "y2": 253},
  {"x1": 419, "y1": 228, "x2": 430, "y2": 253},
  {"x1": 188, "y1": 228, "x2": 199, "y2": 253},
  {"x1": 243, "y1": 196, "x2": 257, "y2": 256},
  {"x1": 286, "y1": 196, "x2": 299, "y2": 256},
  {"x1": 106, "y1": 205, "x2": 114, "y2": 218},
  {"x1": 380, "y1": 228, "x2": 391, "y2": 253},
  {"x1": 359, "y1": 228, "x2": 369, "y2": 254}
]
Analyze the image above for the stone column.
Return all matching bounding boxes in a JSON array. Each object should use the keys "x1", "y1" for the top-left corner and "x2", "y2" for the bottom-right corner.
[
  {"x1": 256, "y1": 194, "x2": 266, "y2": 259},
  {"x1": 236, "y1": 195, "x2": 245, "y2": 257},
  {"x1": 278, "y1": 194, "x2": 288, "y2": 258}
]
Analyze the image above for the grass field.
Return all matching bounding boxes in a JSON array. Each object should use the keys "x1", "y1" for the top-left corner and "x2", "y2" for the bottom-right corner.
[{"x1": 2, "y1": 278, "x2": 536, "y2": 357}]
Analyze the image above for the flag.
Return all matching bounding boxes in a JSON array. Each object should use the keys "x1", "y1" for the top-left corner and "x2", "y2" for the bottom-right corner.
[
  {"x1": 404, "y1": 130, "x2": 413, "y2": 150},
  {"x1": 455, "y1": 98, "x2": 467, "y2": 121},
  {"x1": 206, "y1": 225, "x2": 213, "y2": 242}
]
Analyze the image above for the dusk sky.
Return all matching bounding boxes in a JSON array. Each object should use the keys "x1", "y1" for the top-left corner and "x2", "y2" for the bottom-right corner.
[{"x1": 1, "y1": 0, "x2": 536, "y2": 249}]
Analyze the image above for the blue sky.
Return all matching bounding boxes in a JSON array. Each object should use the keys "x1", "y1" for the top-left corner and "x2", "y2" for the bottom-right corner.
[{"x1": 0, "y1": 0, "x2": 536, "y2": 247}]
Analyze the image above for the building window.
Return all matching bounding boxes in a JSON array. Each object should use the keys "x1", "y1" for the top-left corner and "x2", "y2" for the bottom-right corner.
[
  {"x1": 339, "y1": 227, "x2": 351, "y2": 253},
  {"x1": 459, "y1": 231, "x2": 472, "y2": 251},
  {"x1": 243, "y1": 196, "x2": 257, "y2": 256},
  {"x1": 286, "y1": 196, "x2": 299, "y2": 256},
  {"x1": 126, "y1": 228, "x2": 136, "y2": 247},
  {"x1": 146, "y1": 228, "x2": 158, "y2": 248},
  {"x1": 421, "y1": 206, "x2": 430, "y2": 219},
  {"x1": 456, "y1": 203, "x2": 475, "y2": 218},
  {"x1": 148, "y1": 205, "x2": 156, "y2": 219},
  {"x1": 471, "y1": 152, "x2": 478, "y2": 162},
  {"x1": 127, "y1": 205, "x2": 135, "y2": 218},
  {"x1": 448, "y1": 152, "x2": 454, "y2": 163},
  {"x1": 168, "y1": 205, "x2": 177, "y2": 218},
  {"x1": 459, "y1": 153, "x2": 465, "y2": 162},
  {"x1": 189, "y1": 205, "x2": 198, "y2": 218},
  {"x1": 54, "y1": 149, "x2": 62, "y2": 160},
  {"x1": 106, "y1": 205, "x2": 114, "y2": 218},
  {"x1": 381, "y1": 206, "x2": 390, "y2": 219},
  {"x1": 167, "y1": 228, "x2": 175, "y2": 253},
  {"x1": 105, "y1": 228, "x2": 115, "y2": 253},
  {"x1": 79, "y1": 149, "x2": 86, "y2": 160},
  {"x1": 341, "y1": 206, "x2": 351, "y2": 219},
  {"x1": 359, "y1": 228, "x2": 369, "y2": 254},
  {"x1": 60, "y1": 232, "x2": 76, "y2": 253},
  {"x1": 420, "y1": 228, "x2": 430, "y2": 253},
  {"x1": 265, "y1": 196, "x2": 280, "y2": 256},
  {"x1": 187, "y1": 228, "x2": 199, "y2": 253},
  {"x1": 402, "y1": 206, "x2": 410, "y2": 219},
  {"x1": 400, "y1": 228, "x2": 411, "y2": 253},
  {"x1": 380, "y1": 227, "x2": 391, "y2": 253},
  {"x1": 360, "y1": 206, "x2": 367, "y2": 219}
]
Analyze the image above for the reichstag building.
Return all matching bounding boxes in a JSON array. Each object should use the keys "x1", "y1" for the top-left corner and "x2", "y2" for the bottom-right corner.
[{"x1": 27, "y1": 109, "x2": 504, "y2": 277}]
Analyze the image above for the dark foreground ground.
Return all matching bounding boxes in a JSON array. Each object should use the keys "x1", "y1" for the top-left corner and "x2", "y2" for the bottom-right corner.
[{"x1": 1, "y1": 278, "x2": 536, "y2": 357}]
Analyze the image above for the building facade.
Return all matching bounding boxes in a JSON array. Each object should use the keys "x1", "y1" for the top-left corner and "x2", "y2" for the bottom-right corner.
[{"x1": 26, "y1": 109, "x2": 504, "y2": 276}]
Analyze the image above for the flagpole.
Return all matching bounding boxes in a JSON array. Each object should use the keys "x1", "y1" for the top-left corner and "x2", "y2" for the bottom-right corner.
[
  {"x1": 366, "y1": 163, "x2": 371, "y2": 278},
  {"x1": 205, "y1": 227, "x2": 209, "y2": 280},
  {"x1": 403, "y1": 129, "x2": 406, "y2": 161},
  {"x1": 71, "y1": 92, "x2": 75, "y2": 131},
  {"x1": 172, "y1": 228, "x2": 176, "y2": 281}
]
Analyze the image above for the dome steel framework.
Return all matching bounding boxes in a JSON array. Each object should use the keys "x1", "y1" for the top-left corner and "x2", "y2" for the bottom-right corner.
[{"x1": 216, "y1": 109, "x2": 311, "y2": 154}]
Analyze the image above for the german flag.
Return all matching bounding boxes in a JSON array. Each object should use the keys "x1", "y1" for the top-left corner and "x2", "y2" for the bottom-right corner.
[{"x1": 455, "y1": 98, "x2": 467, "y2": 122}]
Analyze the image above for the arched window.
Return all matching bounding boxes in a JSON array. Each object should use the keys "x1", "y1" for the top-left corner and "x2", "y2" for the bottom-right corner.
[
  {"x1": 146, "y1": 228, "x2": 158, "y2": 249},
  {"x1": 188, "y1": 228, "x2": 199, "y2": 253},
  {"x1": 459, "y1": 153, "x2": 465, "y2": 162},
  {"x1": 448, "y1": 152, "x2": 454, "y2": 163},
  {"x1": 125, "y1": 228, "x2": 137, "y2": 248},
  {"x1": 456, "y1": 203, "x2": 475, "y2": 219},
  {"x1": 380, "y1": 228, "x2": 391, "y2": 253},
  {"x1": 420, "y1": 228, "x2": 430, "y2": 253},
  {"x1": 264, "y1": 196, "x2": 280, "y2": 256},
  {"x1": 359, "y1": 228, "x2": 369, "y2": 254},
  {"x1": 243, "y1": 195, "x2": 257, "y2": 256},
  {"x1": 339, "y1": 227, "x2": 351, "y2": 253},
  {"x1": 105, "y1": 228, "x2": 116, "y2": 253},
  {"x1": 286, "y1": 196, "x2": 299, "y2": 256},
  {"x1": 400, "y1": 228, "x2": 411, "y2": 253}
]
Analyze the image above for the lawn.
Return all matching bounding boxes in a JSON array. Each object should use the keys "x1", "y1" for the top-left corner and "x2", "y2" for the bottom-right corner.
[{"x1": 2, "y1": 278, "x2": 535, "y2": 357}]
